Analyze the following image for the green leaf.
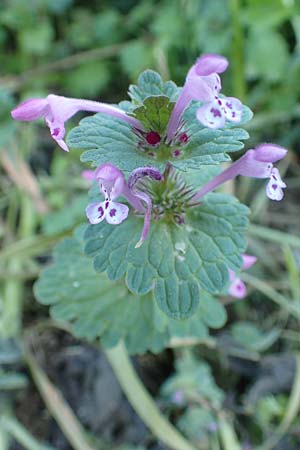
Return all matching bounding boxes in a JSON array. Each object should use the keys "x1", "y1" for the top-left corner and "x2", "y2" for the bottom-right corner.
[
  {"x1": 34, "y1": 229, "x2": 228, "y2": 354},
  {"x1": 230, "y1": 321, "x2": 281, "y2": 352},
  {"x1": 172, "y1": 102, "x2": 253, "y2": 171},
  {"x1": 162, "y1": 354, "x2": 224, "y2": 409},
  {"x1": 130, "y1": 95, "x2": 175, "y2": 134},
  {"x1": 67, "y1": 114, "x2": 157, "y2": 172},
  {"x1": 84, "y1": 193, "x2": 249, "y2": 319},
  {"x1": 67, "y1": 97, "x2": 252, "y2": 173},
  {"x1": 128, "y1": 69, "x2": 179, "y2": 104}
]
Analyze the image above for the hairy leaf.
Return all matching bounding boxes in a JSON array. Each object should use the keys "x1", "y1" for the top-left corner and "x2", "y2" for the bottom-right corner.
[
  {"x1": 128, "y1": 69, "x2": 179, "y2": 103},
  {"x1": 84, "y1": 193, "x2": 249, "y2": 319},
  {"x1": 129, "y1": 95, "x2": 175, "y2": 134},
  {"x1": 34, "y1": 229, "x2": 227, "y2": 354},
  {"x1": 67, "y1": 99, "x2": 252, "y2": 173}
]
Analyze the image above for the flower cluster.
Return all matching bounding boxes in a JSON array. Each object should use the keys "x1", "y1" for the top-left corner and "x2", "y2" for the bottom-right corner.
[{"x1": 11, "y1": 53, "x2": 288, "y2": 299}]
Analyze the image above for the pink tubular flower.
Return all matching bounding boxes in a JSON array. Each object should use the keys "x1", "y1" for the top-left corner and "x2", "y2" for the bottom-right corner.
[
  {"x1": 85, "y1": 164, "x2": 163, "y2": 246},
  {"x1": 192, "y1": 144, "x2": 287, "y2": 202},
  {"x1": 166, "y1": 53, "x2": 242, "y2": 141},
  {"x1": 85, "y1": 164, "x2": 131, "y2": 225},
  {"x1": 128, "y1": 167, "x2": 163, "y2": 248},
  {"x1": 11, "y1": 94, "x2": 143, "y2": 152},
  {"x1": 228, "y1": 254, "x2": 257, "y2": 298}
]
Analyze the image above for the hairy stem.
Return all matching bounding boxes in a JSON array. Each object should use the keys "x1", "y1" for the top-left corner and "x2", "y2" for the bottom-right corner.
[{"x1": 105, "y1": 341, "x2": 197, "y2": 450}]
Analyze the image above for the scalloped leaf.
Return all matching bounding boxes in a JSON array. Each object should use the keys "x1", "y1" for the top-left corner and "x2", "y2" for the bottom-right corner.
[
  {"x1": 129, "y1": 95, "x2": 175, "y2": 134},
  {"x1": 34, "y1": 230, "x2": 227, "y2": 354},
  {"x1": 84, "y1": 193, "x2": 249, "y2": 319},
  {"x1": 67, "y1": 102, "x2": 252, "y2": 173},
  {"x1": 128, "y1": 69, "x2": 179, "y2": 104},
  {"x1": 171, "y1": 102, "x2": 253, "y2": 171}
]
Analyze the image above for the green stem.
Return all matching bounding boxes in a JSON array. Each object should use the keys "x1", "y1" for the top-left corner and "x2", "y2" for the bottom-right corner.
[
  {"x1": 230, "y1": 0, "x2": 246, "y2": 101},
  {"x1": 0, "y1": 416, "x2": 56, "y2": 450},
  {"x1": 218, "y1": 416, "x2": 243, "y2": 450},
  {"x1": 105, "y1": 341, "x2": 197, "y2": 450},
  {"x1": 1, "y1": 196, "x2": 36, "y2": 337},
  {"x1": 257, "y1": 354, "x2": 300, "y2": 450},
  {"x1": 242, "y1": 273, "x2": 300, "y2": 320},
  {"x1": 23, "y1": 336, "x2": 98, "y2": 450},
  {"x1": 249, "y1": 224, "x2": 300, "y2": 250},
  {"x1": 0, "y1": 232, "x2": 69, "y2": 262}
]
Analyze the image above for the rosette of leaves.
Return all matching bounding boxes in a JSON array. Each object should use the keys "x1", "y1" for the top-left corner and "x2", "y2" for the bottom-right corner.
[
  {"x1": 65, "y1": 69, "x2": 251, "y2": 321},
  {"x1": 34, "y1": 226, "x2": 228, "y2": 355},
  {"x1": 67, "y1": 69, "x2": 253, "y2": 173}
]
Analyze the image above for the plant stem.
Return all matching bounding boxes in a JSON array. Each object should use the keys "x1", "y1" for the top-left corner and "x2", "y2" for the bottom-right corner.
[
  {"x1": 230, "y1": 0, "x2": 246, "y2": 101},
  {"x1": 242, "y1": 273, "x2": 300, "y2": 320},
  {"x1": 0, "y1": 415, "x2": 56, "y2": 450},
  {"x1": 105, "y1": 341, "x2": 197, "y2": 450},
  {"x1": 23, "y1": 335, "x2": 98, "y2": 450},
  {"x1": 249, "y1": 224, "x2": 300, "y2": 250},
  {"x1": 257, "y1": 354, "x2": 300, "y2": 450}
]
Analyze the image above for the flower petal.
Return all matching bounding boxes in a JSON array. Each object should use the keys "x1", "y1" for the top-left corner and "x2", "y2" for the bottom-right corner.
[
  {"x1": 85, "y1": 202, "x2": 106, "y2": 224},
  {"x1": 223, "y1": 96, "x2": 243, "y2": 123},
  {"x1": 242, "y1": 254, "x2": 257, "y2": 270},
  {"x1": 82, "y1": 170, "x2": 96, "y2": 181},
  {"x1": 266, "y1": 179, "x2": 285, "y2": 201},
  {"x1": 254, "y1": 144, "x2": 287, "y2": 163},
  {"x1": 95, "y1": 163, "x2": 126, "y2": 200},
  {"x1": 11, "y1": 98, "x2": 49, "y2": 121},
  {"x1": 196, "y1": 101, "x2": 226, "y2": 128},
  {"x1": 228, "y1": 276, "x2": 247, "y2": 299},
  {"x1": 106, "y1": 201, "x2": 129, "y2": 225},
  {"x1": 194, "y1": 54, "x2": 229, "y2": 76}
]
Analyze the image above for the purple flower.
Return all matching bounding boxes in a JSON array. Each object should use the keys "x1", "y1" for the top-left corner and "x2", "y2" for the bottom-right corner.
[
  {"x1": 166, "y1": 53, "x2": 241, "y2": 141},
  {"x1": 85, "y1": 164, "x2": 162, "y2": 246},
  {"x1": 85, "y1": 164, "x2": 130, "y2": 225},
  {"x1": 196, "y1": 96, "x2": 243, "y2": 129},
  {"x1": 128, "y1": 167, "x2": 163, "y2": 248},
  {"x1": 228, "y1": 254, "x2": 257, "y2": 298},
  {"x1": 81, "y1": 170, "x2": 96, "y2": 181},
  {"x1": 171, "y1": 390, "x2": 185, "y2": 406},
  {"x1": 11, "y1": 94, "x2": 143, "y2": 152},
  {"x1": 192, "y1": 144, "x2": 287, "y2": 202}
]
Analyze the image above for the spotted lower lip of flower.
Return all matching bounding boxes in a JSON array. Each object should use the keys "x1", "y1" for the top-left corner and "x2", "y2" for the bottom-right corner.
[
  {"x1": 228, "y1": 254, "x2": 257, "y2": 299},
  {"x1": 85, "y1": 164, "x2": 163, "y2": 246},
  {"x1": 196, "y1": 96, "x2": 243, "y2": 129},
  {"x1": 11, "y1": 94, "x2": 143, "y2": 152},
  {"x1": 85, "y1": 200, "x2": 129, "y2": 225},
  {"x1": 166, "y1": 53, "x2": 229, "y2": 142},
  {"x1": 192, "y1": 144, "x2": 287, "y2": 202}
]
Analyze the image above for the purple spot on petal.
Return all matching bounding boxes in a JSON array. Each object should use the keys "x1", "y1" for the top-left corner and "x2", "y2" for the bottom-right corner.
[
  {"x1": 105, "y1": 201, "x2": 109, "y2": 209},
  {"x1": 109, "y1": 208, "x2": 116, "y2": 217},
  {"x1": 52, "y1": 128, "x2": 60, "y2": 137},
  {"x1": 211, "y1": 108, "x2": 222, "y2": 118},
  {"x1": 232, "y1": 112, "x2": 236, "y2": 118},
  {"x1": 272, "y1": 184, "x2": 278, "y2": 190},
  {"x1": 226, "y1": 102, "x2": 232, "y2": 109},
  {"x1": 97, "y1": 206, "x2": 104, "y2": 219},
  {"x1": 218, "y1": 99, "x2": 222, "y2": 106}
]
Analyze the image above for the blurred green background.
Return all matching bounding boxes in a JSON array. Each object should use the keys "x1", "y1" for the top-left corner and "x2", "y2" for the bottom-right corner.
[{"x1": 1, "y1": 1, "x2": 300, "y2": 450}]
